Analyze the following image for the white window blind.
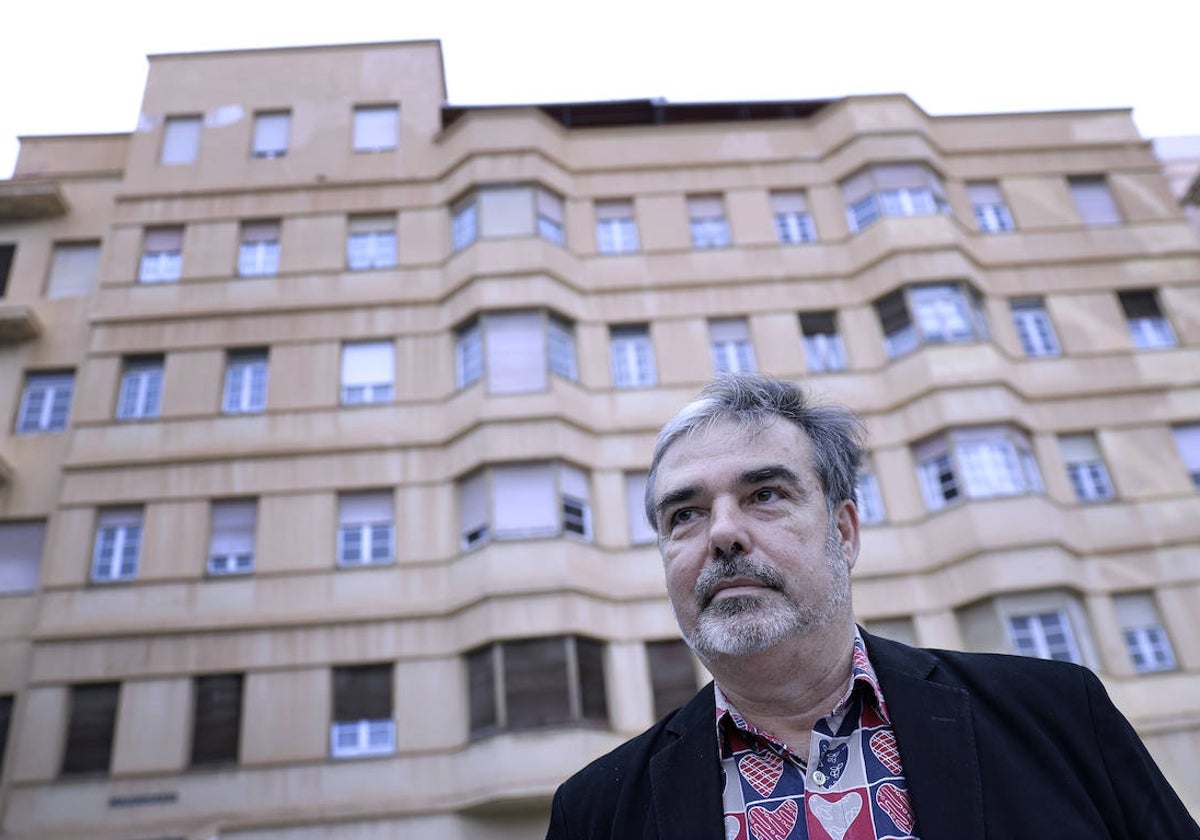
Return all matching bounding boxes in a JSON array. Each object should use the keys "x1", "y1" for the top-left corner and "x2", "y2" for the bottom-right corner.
[
  {"x1": 252, "y1": 111, "x2": 290, "y2": 158},
  {"x1": 485, "y1": 311, "x2": 548, "y2": 394},
  {"x1": 341, "y1": 342, "x2": 395, "y2": 404},
  {"x1": 140, "y1": 227, "x2": 183, "y2": 283},
  {"x1": 353, "y1": 106, "x2": 398, "y2": 152},
  {"x1": 478, "y1": 186, "x2": 537, "y2": 238},
  {"x1": 209, "y1": 500, "x2": 256, "y2": 574},
  {"x1": 0, "y1": 521, "x2": 45, "y2": 594},
  {"x1": 492, "y1": 463, "x2": 559, "y2": 539},
  {"x1": 1173, "y1": 424, "x2": 1200, "y2": 486},
  {"x1": 339, "y1": 491, "x2": 392, "y2": 524},
  {"x1": 688, "y1": 195, "x2": 725, "y2": 219},
  {"x1": 966, "y1": 182, "x2": 1003, "y2": 205},
  {"x1": 625, "y1": 472, "x2": 656, "y2": 545},
  {"x1": 1069, "y1": 176, "x2": 1122, "y2": 226},
  {"x1": 161, "y1": 116, "x2": 201, "y2": 164},
  {"x1": 46, "y1": 242, "x2": 100, "y2": 298}
]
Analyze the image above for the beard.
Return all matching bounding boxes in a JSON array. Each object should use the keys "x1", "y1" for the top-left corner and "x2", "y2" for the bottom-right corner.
[{"x1": 684, "y1": 523, "x2": 850, "y2": 658}]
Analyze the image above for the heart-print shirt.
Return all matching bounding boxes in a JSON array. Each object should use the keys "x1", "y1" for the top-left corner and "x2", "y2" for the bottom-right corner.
[{"x1": 715, "y1": 632, "x2": 918, "y2": 840}]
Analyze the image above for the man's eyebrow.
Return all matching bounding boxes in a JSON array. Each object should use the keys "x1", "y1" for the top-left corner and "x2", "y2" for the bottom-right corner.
[
  {"x1": 740, "y1": 465, "x2": 801, "y2": 486},
  {"x1": 654, "y1": 485, "x2": 699, "y2": 521}
]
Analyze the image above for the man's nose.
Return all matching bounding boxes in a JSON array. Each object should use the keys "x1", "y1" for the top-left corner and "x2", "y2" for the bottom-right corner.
[{"x1": 708, "y1": 497, "x2": 749, "y2": 559}]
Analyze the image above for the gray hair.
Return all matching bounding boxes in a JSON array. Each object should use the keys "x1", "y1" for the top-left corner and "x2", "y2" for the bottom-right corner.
[{"x1": 644, "y1": 374, "x2": 866, "y2": 533}]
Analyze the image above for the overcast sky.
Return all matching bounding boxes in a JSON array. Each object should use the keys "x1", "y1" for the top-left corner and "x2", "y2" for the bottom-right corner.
[{"x1": 3, "y1": 0, "x2": 1197, "y2": 178}]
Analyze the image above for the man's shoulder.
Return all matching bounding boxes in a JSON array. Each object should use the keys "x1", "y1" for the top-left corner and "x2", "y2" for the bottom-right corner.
[{"x1": 556, "y1": 683, "x2": 714, "y2": 799}]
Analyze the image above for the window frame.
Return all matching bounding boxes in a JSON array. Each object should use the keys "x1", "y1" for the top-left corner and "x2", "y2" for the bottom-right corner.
[
  {"x1": 221, "y1": 350, "x2": 269, "y2": 415},
  {"x1": 687, "y1": 195, "x2": 732, "y2": 249},
  {"x1": 336, "y1": 491, "x2": 395, "y2": 567},
  {"x1": 799, "y1": 311, "x2": 848, "y2": 373},
  {"x1": 841, "y1": 163, "x2": 951, "y2": 233},
  {"x1": 330, "y1": 663, "x2": 395, "y2": 758},
  {"x1": 874, "y1": 282, "x2": 989, "y2": 358},
  {"x1": 594, "y1": 199, "x2": 640, "y2": 254},
  {"x1": 160, "y1": 115, "x2": 202, "y2": 166},
  {"x1": 91, "y1": 507, "x2": 143, "y2": 583},
  {"x1": 138, "y1": 227, "x2": 184, "y2": 284},
  {"x1": 340, "y1": 341, "x2": 396, "y2": 406},
  {"x1": 914, "y1": 426, "x2": 1043, "y2": 512},
  {"x1": 458, "y1": 461, "x2": 592, "y2": 550},
  {"x1": 189, "y1": 673, "x2": 244, "y2": 766},
  {"x1": 453, "y1": 310, "x2": 578, "y2": 394},
  {"x1": 115, "y1": 356, "x2": 164, "y2": 421},
  {"x1": 1118, "y1": 290, "x2": 1177, "y2": 350},
  {"x1": 771, "y1": 191, "x2": 818, "y2": 244},
  {"x1": 708, "y1": 318, "x2": 756, "y2": 374},
  {"x1": 352, "y1": 105, "x2": 399, "y2": 153},
  {"x1": 60, "y1": 682, "x2": 120, "y2": 777},
  {"x1": 967, "y1": 181, "x2": 1016, "y2": 233},
  {"x1": 1009, "y1": 297, "x2": 1062, "y2": 358},
  {"x1": 207, "y1": 499, "x2": 257, "y2": 577},
  {"x1": 251, "y1": 110, "x2": 291, "y2": 159},
  {"x1": 16, "y1": 371, "x2": 74, "y2": 434},
  {"x1": 609, "y1": 325, "x2": 657, "y2": 389},
  {"x1": 1005, "y1": 610, "x2": 1082, "y2": 664}
]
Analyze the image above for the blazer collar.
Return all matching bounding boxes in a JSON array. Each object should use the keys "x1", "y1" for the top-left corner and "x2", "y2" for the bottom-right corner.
[
  {"x1": 648, "y1": 684, "x2": 726, "y2": 840},
  {"x1": 861, "y1": 630, "x2": 986, "y2": 840}
]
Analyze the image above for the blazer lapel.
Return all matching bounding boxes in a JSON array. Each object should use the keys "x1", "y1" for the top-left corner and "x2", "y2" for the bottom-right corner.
[
  {"x1": 864, "y1": 633, "x2": 986, "y2": 840},
  {"x1": 648, "y1": 686, "x2": 726, "y2": 840}
]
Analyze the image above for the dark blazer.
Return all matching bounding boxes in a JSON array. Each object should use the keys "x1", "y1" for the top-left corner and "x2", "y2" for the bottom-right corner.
[{"x1": 546, "y1": 632, "x2": 1199, "y2": 839}]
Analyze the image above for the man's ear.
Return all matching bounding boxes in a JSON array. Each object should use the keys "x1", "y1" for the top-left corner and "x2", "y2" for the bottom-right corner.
[{"x1": 836, "y1": 499, "x2": 861, "y2": 571}]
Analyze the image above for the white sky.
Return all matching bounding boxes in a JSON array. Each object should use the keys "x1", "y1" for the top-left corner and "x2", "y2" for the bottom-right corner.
[{"x1": 3, "y1": 0, "x2": 1197, "y2": 178}]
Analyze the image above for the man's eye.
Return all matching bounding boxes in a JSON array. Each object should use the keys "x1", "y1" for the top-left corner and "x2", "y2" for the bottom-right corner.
[
  {"x1": 752, "y1": 488, "x2": 779, "y2": 502},
  {"x1": 671, "y1": 509, "x2": 696, "y2": 526}
]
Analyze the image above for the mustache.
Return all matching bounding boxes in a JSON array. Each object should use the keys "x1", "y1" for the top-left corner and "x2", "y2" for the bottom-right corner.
[{"x1": 695, "y1": 553, "x2": 786, "y2": 609}]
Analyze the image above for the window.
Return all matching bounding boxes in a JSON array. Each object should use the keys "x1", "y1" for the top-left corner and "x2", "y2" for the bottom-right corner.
[
  {"x1": 91, "y1": 507, "x2": 142, "y2": 583},
  {"x1": 874, "y1": 283, "x2": 989, "y2": 358},
  {"x1": 341, "y1": 341, "x2": 395, "y2": 405},
  {"x1": 451, "y1": 197, "x2": 478, "y2": 251},
  {"x1": 1009, "y1": 298, "x2": 1061, "y2": 358},
  {"x1": 1058, "y1": 434, "x2": 1115, "y2": 502},
  {"x1": 116, "y1": 356, "x2": 164, "y2": 421},
  {"x1": 61, "y1": 683, "x2": 119, "y2": 776},
  {"x1": 1119, "y1": 290, "x2": 1176, "y2": 349},
  {"x1": 855, "y1": 467, "x2": 886, "y2": 525},
  {"x1": 799, "y1": 311, "x2": 847, "y2": 373},
  {"x1": 595, "y1": 200, "x2": 639, "y2": 254},
  {"x1": 161, "y1": 116, "x2": 201, "y2": 165},
  {"x1": 222, "y1": 350, "x2": 268, "y2": 414},
  {"x1": 16, "y1": 371, "x2": 73, "y2": 434},
  {"x1": 1114, "y1": 593, "x2": 1176, "y2": 673},
  {"x1": 646, "y1": 639, "x2": 697, "y2": 720},
  {"x1": 237, "y1": 220, "x2": 281, "y2": 277},
  {"x1": 450, "y1": 185, "x2": 565, "y2": 249},
  {"x1": 190, "y1": 674, "x2": 243, "y2": 766},
  {"x1": 453, "y1": 310, "x2": 578, "y2": 393},
  {"x1": 709, "y1": 318, "x2": 756, "y2": 374},
  {"x1": 467, "y1": 636, "x2": 607, "y2": 736},
  {"x1": 1006, "y1": 611, "x2": 1081, "y2": 663},
  {"x1": 251, "y1": 111, "x2": 290, "y2": 159},
  {"x1": 1068, "y1": 175, "x2": 1122, "y2": 226},
  {"x1": 1173, "y1": 424, "x2": 1200, "y2": 488},
  {"x1": 46, "y1": 241, "x2": 100, "y2": 298},
  {"x1": 609, "y1": 325, "x2": 657, "y2": 388},
  {"x1": 353, "y1": 105, "x2": 399, "y2": 152},
  {"x1": 0, "y1": 520, "x2": 45, "y2": 594},
  {"x1": 458, "y1": 462, "x2": 591, "y2": 549},
  {"x1": 967, "y1": 181, "x2": 1015, "y2": 233},
  {"x1": 208, "y1": 500, "x2": 256, "y2": 576},
  {"x1": 624, "y1": 472, "x2": 656, "y2": 545},
  {"x1": 337, "y1": 491, "x2": 394, "y2": 566},
  {"x1": 138, "y1": 227, "x2": 183, "y2": 284},
  {"x1": 914, "y1": 427, "x2": 1043, "y2": 511},
  {"x1": 0, "y1": 695, "x2": 10, "y2": 774},
  {"x1": 771, "y1": 191, "x2": 817, "y2": 244},
  {"x1": 688, "y1": 195, "x2": 731, "y2": 248},
  {"x1": 842, "y1": 163, "x2": 950, "y2": 232},
  {"x1": 331, "y1": 664, "x2": 394, "y2": 757},
  {"x1": 0, "y1": 244, "x2": 14, "y2": 296},
  {"x1": 346, "y1": 215, "x2": 397, "y2": 270}
]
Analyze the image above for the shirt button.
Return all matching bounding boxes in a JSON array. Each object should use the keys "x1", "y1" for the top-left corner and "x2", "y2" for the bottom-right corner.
[{"x1": 812, "y1": 770, "x2": 827, "y2": 786}]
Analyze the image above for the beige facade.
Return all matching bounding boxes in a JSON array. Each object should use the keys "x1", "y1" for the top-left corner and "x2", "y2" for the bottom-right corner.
[{"x1": 1, "y1": 40, "x2": 1199, "y2": 839}]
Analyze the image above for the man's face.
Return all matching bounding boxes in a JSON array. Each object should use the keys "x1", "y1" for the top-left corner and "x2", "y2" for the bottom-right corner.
[{"x1": 652, "y1": 417, "x2": 859, "y2": 659}]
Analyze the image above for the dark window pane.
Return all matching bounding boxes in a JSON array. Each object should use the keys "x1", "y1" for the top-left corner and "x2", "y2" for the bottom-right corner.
[
  {"x1": 190, "y1": 674, "x2": 242, "y2": 766},
  {"x1": 0, "y1": 244, "x2": 14, "y2": 296},
  {"x1": 332, "y1": 664, "x2": 392, "y2": 721},
  {"x1": 1118, "y1": 290, "x2": 1161, "y2": 318},
  {"x1": 799, "y1": 311, "x2": 837, "y2": 336},
  {"x1": 61, "y1": 683, "x2": 119, "y2": 776},
  {"x1": 646, "y1": 639, "x2": 698, "y2": 719},
  {"x1": 504, "y1": 637, "x2": 570, "y2": 729},
  {"x1": 0, "y1": 695, "x2": 12, "y2": 771},
  {"x1": 874, "y1": 290, "x2": 910, "y2": 335},
  {"x1": 575, "y1": 637, "x2": 609, "y2": 723},
  {"x1": 467, "y1": 646, "x2": 497, "y2": 735}
]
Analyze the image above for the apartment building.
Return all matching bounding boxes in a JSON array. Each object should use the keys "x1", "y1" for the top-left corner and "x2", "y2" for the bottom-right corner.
[{"x1": 1, "y1": 40, "x2": 1198, "y2": 839}]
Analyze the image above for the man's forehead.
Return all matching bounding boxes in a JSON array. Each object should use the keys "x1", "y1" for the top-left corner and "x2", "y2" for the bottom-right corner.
[{"x1": 658, "y1": 416, "x2": 812, "y2": 471}]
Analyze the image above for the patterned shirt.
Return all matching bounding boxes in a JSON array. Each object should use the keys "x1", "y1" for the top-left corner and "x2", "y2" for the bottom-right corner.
[{"x1": 716, "y1": 633, "x2": 918, "y2": 840}]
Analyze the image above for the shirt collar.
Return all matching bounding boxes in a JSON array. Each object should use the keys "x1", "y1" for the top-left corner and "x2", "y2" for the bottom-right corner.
[{"x1": 713, "y1": 629, "x2": 892, "y2": 755}]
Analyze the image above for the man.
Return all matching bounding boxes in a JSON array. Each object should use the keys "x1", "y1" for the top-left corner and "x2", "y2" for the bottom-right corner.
[{"x1": 546, "y1": 374, "x2": 1198, "y2": 839}]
